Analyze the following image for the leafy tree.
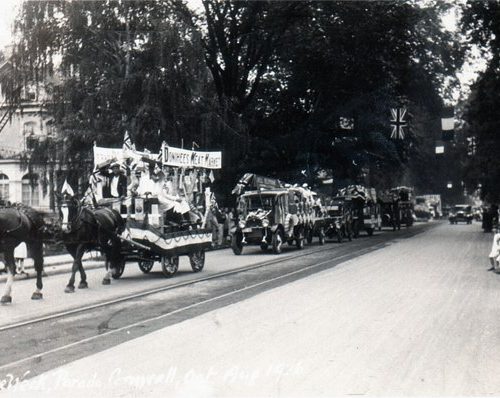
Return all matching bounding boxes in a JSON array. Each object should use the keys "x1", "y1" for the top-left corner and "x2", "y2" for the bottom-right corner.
[
  {"x1": 461, "y1": 0, "x2": 500, "y2": 202},
  {"x1": 8, "y1": 0, "x2": 214, "y2": 191},
  {"x1": 244, "y1": 1, "x2": 462, "y2": 190}
]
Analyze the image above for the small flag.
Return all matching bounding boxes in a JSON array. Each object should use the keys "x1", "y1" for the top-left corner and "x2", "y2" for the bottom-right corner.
[
  {"x1": 208, "y1": 170, "x2": 215, "y2": 183},
  {"x1": 467, "y1": 136, "x2": 477, "y2": 156},
  {"x1": 61, "y1": 179, "x2": 75, "y2": 196},
  {"x1": 123, "y1": 130, "x2": 136, "y2": 151},
  {"x1": 390, "y1": 108, "x2": 407, "y2": 139},
  {"x1": 339, "y1": 117, "x2": 354, "y2": 130},
  {"x1": 435, "y1": 140, "x2": 445, "y2": 154},
  {"x1": 441, "y1": 107, "x2": 454, "y2": 141}
]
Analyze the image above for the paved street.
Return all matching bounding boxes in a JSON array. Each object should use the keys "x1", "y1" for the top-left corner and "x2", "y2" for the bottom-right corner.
[{"x1": 2, "y1": 221, "x2": 498, "y2": 396}]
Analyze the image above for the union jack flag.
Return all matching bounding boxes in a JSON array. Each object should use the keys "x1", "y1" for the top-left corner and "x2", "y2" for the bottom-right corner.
[
  {"x1": 122, "y1": 130, "x2": 136, "y2": 151},
  {"x1": 390, "y1": 108, "x2": 407, "y2": 139}
]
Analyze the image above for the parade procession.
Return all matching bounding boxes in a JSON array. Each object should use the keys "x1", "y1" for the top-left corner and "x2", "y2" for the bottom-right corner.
[{"x1": 1, "y1": 0, "x2": 500, "y2": 397}]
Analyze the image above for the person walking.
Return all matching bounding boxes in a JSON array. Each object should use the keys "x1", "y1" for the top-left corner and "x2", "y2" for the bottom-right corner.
[{"x1": 14, "y1": 241, "x2": 28, "y2": 276}]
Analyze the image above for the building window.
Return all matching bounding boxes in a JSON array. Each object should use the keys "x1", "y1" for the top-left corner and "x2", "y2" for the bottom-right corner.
[
  {"x1": 22, "y1": 174, "x2": 40, "y2": 207},
  {"x1": 0, "y1": 173, "x2": 9, "y2": 203}
]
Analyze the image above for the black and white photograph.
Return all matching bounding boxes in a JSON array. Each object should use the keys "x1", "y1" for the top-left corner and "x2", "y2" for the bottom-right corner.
[{"x1": 0, "y1": 0, "x2": 499, "y2": 396}]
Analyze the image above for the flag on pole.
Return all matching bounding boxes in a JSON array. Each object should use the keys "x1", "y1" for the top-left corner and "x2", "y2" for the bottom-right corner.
[
  {"x1": 61, "y1": 179, "x2": 75, "y2": 196},
  {"x1": 123, "y1": 130, "x2": 136, "y2": 151},
  {"x1": 467, "y1": 136, "x2": 477, "y2": 156},
  {"x1": 390, "y1": 108, "x2": 407, "y2": 139},
  {"x1": 435, "y1": 145, "x2": 444, "y2": 154},
  {"x1": 339, "y1": 117, "x2": 354, "y2": 130},
  {"x1": 441, "y1": 107, "x2": 454, "y2": 141},
  {"x1": 435, "y1": 141, "x2": 445, "y2": 154}
]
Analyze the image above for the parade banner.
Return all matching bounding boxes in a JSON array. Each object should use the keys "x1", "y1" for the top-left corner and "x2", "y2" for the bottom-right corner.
[
  {"x1": 162, "y1": 145, "x2": 222, "y2": 169},
  {"x1": 93, "y1": 146, "x2": 123, "y2": 166},
  {"x1": 94, "y1": 143, "x2": 221, "y2": 169}
]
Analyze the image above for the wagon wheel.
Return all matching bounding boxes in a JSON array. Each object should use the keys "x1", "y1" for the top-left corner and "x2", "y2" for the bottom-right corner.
[
  {"x1": 318, "y1": 228, "x2": 325, "y2": 246},
  {"x1": 138, "y1": 260, "x2": 154, "y2": 274},
  {"x1": 189, "y1": 250, "x2": 205, "y2": 272},
  {"x1": 231, "y1": 232, "x2": 243, "y2": 255},
  {"x1": 161, "y1": 256, "x2": 179, "y2": 277},
  {"x1": 111, "y1": 257, "x2": 125, "y2": 280},
  {"x1": 272, "y1": 230, "x2": 283, "y2": 254}
]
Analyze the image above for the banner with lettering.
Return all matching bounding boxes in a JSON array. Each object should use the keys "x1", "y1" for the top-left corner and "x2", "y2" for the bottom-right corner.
[
  {"x1": 94, "y1": 143, "x2": 222, "y2": 169},
  {"x1": 93, "y1": 146, "x2": 124, "y2": 166},
  {"x1": 162, "y1": 145, "x2": 222, "y2": 169}
]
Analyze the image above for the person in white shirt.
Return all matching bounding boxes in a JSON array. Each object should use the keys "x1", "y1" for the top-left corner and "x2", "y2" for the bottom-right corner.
[
  {"x1": 14, "y1": 242, "x2": 28, "y2": 275},
  {"x1": 106, "y1": 163, "x2": 127, "y2": 199}
]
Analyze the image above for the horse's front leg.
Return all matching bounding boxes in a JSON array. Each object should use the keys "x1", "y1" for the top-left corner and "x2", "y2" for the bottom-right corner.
[
  {"x1": 77, "y1": 244, "x2": 88, "y2": 289},
  {"x1": 65, "y1": 244, "x2": 83, "y2": 293},
  {"x1": 1, "y1": 247, "x2": 16, "y2": 304},
  {"x1": 102, "y1": 250, "x2": 112, "y2": 285},
  {"x1": 30, "y1": 242, "x2": 44, "y2": 300}
]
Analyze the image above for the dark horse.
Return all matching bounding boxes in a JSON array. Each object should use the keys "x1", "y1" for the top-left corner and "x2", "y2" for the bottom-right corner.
[
  {"x1": 0, "y1": 204, "x2": 50, "y2": 304},
  {"x1": 60, "y1": 196, "x2": 125, "y2": 293}
]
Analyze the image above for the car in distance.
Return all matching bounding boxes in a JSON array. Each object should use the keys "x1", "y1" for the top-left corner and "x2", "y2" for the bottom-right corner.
[{"x1": 449, "y1": 205, "x2": 473, "y2": 224}]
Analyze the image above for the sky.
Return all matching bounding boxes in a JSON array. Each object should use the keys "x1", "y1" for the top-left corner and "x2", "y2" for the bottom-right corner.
[{"x1": 0, "y1": 0, "x2": 21, "y2": 49}]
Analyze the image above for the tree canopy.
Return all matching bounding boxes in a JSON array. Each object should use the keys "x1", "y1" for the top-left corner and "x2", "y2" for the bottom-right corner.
[
  {"x1": 3, "y1": 0, "x2": 463, "y2": 198},
  {"x1": 461, "y1": 0, "x2": 500, "y2": 203}
]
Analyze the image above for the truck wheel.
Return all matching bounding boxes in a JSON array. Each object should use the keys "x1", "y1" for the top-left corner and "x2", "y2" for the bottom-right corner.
[
  {"x1": 318, "y1": 228, "x2": 326, "y2": 246},
  {"x1": 306, "y1": 228, "x2": 313, "y2": 244},
  {"x1": 272, "y1": 230, "x2": 283, "y2": 254},
  {"x1": 296, "y1": 237, "x2": 304, "y2": 250},
  {"x1": 231, "y1": 232, "x2": 243, "y2": 255}
]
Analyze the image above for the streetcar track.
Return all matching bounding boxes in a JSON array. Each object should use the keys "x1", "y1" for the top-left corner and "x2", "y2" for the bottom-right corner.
[
  {"x1": 0, "y1": 239, "x2": 390, "y2": 372},
  {"x1": 0, "y1": 225, "x2": 430, "y2": 333},
  {"x1": 0, "y1": 236, "x2": 368, "y2": 332}
]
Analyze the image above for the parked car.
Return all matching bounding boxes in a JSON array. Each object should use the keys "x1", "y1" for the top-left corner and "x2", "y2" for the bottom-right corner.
[{"x1": 449, "y1": 205, "x2": 473, "y2": 224}]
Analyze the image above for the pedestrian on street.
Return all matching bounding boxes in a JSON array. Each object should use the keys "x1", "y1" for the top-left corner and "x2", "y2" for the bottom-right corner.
[{"x1": 14, "y1": 241, "x2": 28, "y2": 276}]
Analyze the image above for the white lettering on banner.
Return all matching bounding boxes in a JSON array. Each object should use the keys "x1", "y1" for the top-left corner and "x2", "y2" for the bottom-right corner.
[
  {"x1": 93, "y1": 143, "x2": 221, "y2": 169},
  {"x1": 163, "y1": 146, "x2": 221, "y2": 169}
]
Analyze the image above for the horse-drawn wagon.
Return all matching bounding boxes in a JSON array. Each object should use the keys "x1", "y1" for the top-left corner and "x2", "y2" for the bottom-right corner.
[
  {"x1": 109, "y1": 204, "x2": 212, "y2": 278},
  {"x1": 59, "y1": 140, "x2": 222, "y2": 286}
]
